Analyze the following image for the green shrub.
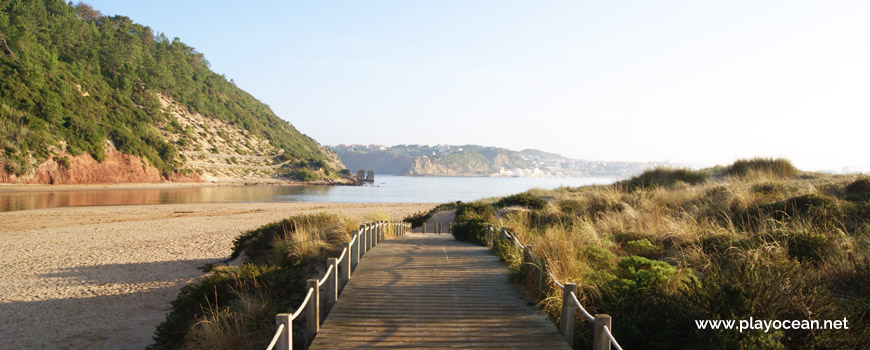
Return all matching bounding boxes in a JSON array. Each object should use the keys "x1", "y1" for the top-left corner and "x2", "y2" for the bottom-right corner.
[
  {"x1": 55, "y1": 156, "x2": 70, "y2": 169},
  {"x1": 613, "y1": 231, "x2": 654, "y2": 244},
  {"x1": 751, "y1": 182, "x2": 787, "y2": 196},
  {"x1": 451, "y1": 217, "x2": 490, "y2": 244},
  {"x1": 844, "y1": 178, "x2": 870, "y2": 202},
  {"x1": 451, "y1": 201, "x2": 497, "y2": 243},
  {"x1": 615, "y1": 256, "x2": 674, "y2": 286},
  {"x1": 289, "y1": 168, "x2": 318, "y2": 182},
  {"x1": 768, "y1": 230, "x2": 839, "y2": 263},
  {"x1": 495, "y1": 192, "x2": 546, "y2": 209},
  {"x1": 726, "y1": 158, "x2": 797, "y2": 178},
  {"x1": 580, "y1": 246, "x2": 618, "y2": 270},
  {"x1": 455, "y1": 201, "x2": 497, "y2": 219},
  {"x1": 618, "y1": 167, "x2": 707, "y2": 190},
  {"x1": 623, "y1": 239, "x2": 664, "y2": 258}
]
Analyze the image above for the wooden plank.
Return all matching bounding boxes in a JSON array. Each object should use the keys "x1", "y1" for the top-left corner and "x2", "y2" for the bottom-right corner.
[{"x1": 309, "y1": 234, "x2": 570, "y2": 349}]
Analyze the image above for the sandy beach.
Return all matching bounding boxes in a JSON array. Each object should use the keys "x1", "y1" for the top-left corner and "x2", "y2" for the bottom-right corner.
[{"x1": 0, "y1": 202, "x2": 435, "y2": 349}]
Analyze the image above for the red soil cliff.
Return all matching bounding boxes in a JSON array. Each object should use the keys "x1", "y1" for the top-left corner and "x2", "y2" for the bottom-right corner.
[{"x1": 0, "y1": 146, "x2": 201, "y2": 184}]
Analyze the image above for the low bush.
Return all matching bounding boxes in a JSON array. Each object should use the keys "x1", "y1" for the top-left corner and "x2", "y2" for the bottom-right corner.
[
  {"x1": 289, "y1": 168, "x2": 318, "y2": 182},
  {"x1": 450, "y1": 201, "x2": 497, "y2": 243},
  {"x1": 726, "y1": 158, "x2": 797, "y2": 178},
  {"x1": 622, "y1": 239, "x2": 664, "y2": 258},
  {"x1": 55, "y1": 156, "x2": 70, "y2": 169},
  {"x1": 844, "y1": 178, "x2": 870, "y2": 202},
  {"x1": 495, "y1": 192, "x2": 547, "y2": 210},
  {"x1": 618, "y1": 167, "x2": 707, "y2": 190}
]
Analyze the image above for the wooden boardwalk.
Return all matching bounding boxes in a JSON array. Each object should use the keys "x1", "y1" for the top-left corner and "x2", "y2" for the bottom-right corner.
[{"x1": 309, "y1": 234, "x2": 571, "y2": 349}]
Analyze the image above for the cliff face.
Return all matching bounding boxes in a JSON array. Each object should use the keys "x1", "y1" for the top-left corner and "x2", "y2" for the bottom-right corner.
[
  {"x1": 0, "y1": 143, "x2": 201, "y2": 185},
  {"x1": 407, "y1": 154, "x2": 494, "y2": 176}
]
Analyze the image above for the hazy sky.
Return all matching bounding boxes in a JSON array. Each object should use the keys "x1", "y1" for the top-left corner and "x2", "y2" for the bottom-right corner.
[{"x1": 86, "y1": 1, "x2": 869, "y2": 172}]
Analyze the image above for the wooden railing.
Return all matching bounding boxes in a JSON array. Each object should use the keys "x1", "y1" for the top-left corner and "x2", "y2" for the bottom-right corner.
[
  {"x1": 486, "y1": 226, "x2": 624, "y2": 350},
  {"x1": 266, "y1": 221, "x2": 412, "y2": 350}
]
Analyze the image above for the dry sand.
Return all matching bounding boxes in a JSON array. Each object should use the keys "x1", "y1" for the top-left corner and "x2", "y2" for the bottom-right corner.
[{"x1": 0, "y1": 202, "x2": 435, "y2": 349}]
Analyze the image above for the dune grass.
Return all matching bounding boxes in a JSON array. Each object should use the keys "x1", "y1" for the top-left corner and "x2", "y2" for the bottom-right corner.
[
  {"x1": 149, "y1": 213, "x2": 359, "y2": 350},
  {"x1": 445, "y1": 159, "x2": 869, "y2": 349}
]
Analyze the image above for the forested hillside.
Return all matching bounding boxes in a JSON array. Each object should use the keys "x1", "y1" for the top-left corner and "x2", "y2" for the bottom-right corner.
[{"x1": 0, "y1": 0, "x2": 344, "y2": 183}]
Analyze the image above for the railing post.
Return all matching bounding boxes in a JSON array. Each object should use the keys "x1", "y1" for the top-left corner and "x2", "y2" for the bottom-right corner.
[
  {"x1": 327, "y1": 258, "x2": 338, "y2": 309},
  {"x1": 359, "y1": 225, "x2": 366, "y2": 257},
  {"x1": 593, "y1": 314, "x2": 612, "y2": 350},
  {"x1": 362, "y1": 225, "x2": 367, "y2": 253},
  {"x1": 354, "y1": 231, "x2": 361, "y2": 265},
  {"x1": 367, "y1": 223, "x2": 372, "y2": 251},
  {"x1": 449, "y1": 222, "x2": 453, "y2": 234},
  {"x1": 306, "y1": 279, "x2": 320, "y2": 345},
  {"x1": 423, "y1": 222, "x2": 426, "y2": 234},
  {"x1": 275, "y1": 313, "x2": 291, "y2": 350},
  {"x1": 371, "y1": 223, "x2": 375, "y2": 247},
  {"x1": 561, "y1": 282, "x2": 578, "y2": 346},
  {"x1": 342, "y1": 241, "x2": 352, "y2": 286}
]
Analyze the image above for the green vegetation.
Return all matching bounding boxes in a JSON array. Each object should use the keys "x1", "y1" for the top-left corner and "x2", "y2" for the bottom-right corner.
[
  {"x1": 403, "y1": 202, "x2": 460, "y2": 228},
  {"x1": 150, "y1": 213, "x2": 358, "y2": 350},
  {"x1": 445, "y1": 159, "x2": 869, "y2": 349},
  {"x1": 725, "y1": 157, "x2": 798, "y2": 178},
  {"x1": 0, "y1": 0, "x2": 332, "y2": 177},
  {"x1": 618, "y1": 166, "x2": 707, "y2": 190},
  {"x1": 495, "y1": 192, "x2": 547, "y2": 210}
]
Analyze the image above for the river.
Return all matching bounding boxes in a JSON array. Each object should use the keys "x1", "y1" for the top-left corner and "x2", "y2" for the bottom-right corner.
[{"x1": 0, "y1": 175, "x2": 618, "y2": 212}]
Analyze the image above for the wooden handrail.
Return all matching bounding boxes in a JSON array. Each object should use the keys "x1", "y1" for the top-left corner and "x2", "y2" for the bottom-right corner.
[
  {"x1": 269, "y1": 221, "x2": 410, "y2": 350},
  {"x1": 486, "y1": 225, "x2": 622, "y2": 350}
]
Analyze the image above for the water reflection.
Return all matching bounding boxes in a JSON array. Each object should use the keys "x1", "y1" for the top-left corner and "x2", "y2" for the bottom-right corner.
[{"x1": 0, "y1": 176, "x2": 617, "y2": 212}]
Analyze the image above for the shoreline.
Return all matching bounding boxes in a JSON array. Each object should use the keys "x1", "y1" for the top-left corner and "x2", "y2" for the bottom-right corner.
[{"x1": 0, "y1": 178, "x2": 357, "y2": 193}]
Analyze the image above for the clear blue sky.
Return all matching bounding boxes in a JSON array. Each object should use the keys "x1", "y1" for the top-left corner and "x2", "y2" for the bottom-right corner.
[{"x1": 86, "y1": 1, "x2": 869, "y2": 172}]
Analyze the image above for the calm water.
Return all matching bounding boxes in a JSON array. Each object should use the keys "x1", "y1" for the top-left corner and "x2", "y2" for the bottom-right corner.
[{"x1": 0, "y1": 175, "x2": 617, "y2": 212}]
